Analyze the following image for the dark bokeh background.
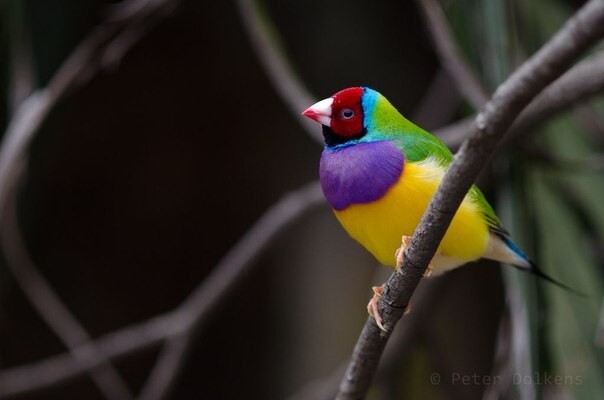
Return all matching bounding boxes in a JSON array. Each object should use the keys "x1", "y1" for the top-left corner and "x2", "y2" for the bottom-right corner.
[
  {"x1": 3, "y1": 0, "x2": 602, "y2": 399},
  {"x1": 1, "y1": 1, "x2": 444, "y2": 397}
]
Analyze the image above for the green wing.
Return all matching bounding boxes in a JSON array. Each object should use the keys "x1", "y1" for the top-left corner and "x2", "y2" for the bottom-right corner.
[
  {"x1": 469, "y1": 186, "x2": 506, "y2": 235},
  {"x1": 391, "y1": 118, "x2": 505, "y2": 234},
  {"x1": 364, "y1": 90, "x2": 504, "y2": 234}
]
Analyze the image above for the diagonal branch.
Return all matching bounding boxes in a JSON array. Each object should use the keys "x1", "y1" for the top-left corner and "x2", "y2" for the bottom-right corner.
[
  {"x1": 0, "y1": 312, "x2": 179, "y2": 398},
  {"x1": 0, "y1": 181, "x2": 324, "y2": 398},
  {"x1": 416, "y1": 0, "x2": 489, "y2": 108},
  {"x1": 0, "y1": 1, "x2": 178, "y2": 398},
  {"x1": 437, "y1": 49, "x2": 604, "y2": 147},
  {"x1": 0, "y1": 0, "x2": 178, "y2": 217},
  {"x1": 0, "y1": 163, "x2": 133, "y2": 400},
  {"x1": 335, "y1": 1, "x2": 604, "y2": 398},
  {"x1": 134, "y1": 181, "x2": 324, "y2": 400},
  {"x1": 136, "y1": 332, "x2": 190, "y2": 400},
  {"x1": 506, "y1": 48, "x2": 604, "y2": 142},
  {"x1": 236, "y1": 0, "x2": 320, "y2": 143}
]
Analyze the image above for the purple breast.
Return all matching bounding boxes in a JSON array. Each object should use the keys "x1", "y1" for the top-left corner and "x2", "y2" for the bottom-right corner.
[{"x1": 320, "y1": 141, "x2": 404, "y2": 210}]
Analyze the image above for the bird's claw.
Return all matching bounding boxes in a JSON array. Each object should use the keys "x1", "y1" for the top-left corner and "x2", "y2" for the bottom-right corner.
[
  {"x1": 367, "y1": 284, "x2": 413, "y2": 332},
  {"x1": 394, "y1": 235, "x2": 412, "y2": 268},
  {"x1": 367, "y1": 284, "x2": 388, "y2": 332},
  {"x1": 394, "y1": 235, "x2": 434, "y2": 277}
]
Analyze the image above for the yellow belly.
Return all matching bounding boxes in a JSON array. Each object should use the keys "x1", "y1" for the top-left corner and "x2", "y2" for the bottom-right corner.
[{"x1": 333, "y1": 160, "x2": 490, "y2": 271}]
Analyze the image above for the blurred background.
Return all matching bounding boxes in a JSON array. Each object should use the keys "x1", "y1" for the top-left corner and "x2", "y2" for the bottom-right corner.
[{"x1": 0, "y1": 0, "x2": 603, "y2": 399}]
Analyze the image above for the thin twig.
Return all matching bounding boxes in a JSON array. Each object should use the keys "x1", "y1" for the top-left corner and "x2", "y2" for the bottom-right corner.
[
  {"x1": 0, "y1": 162, "x2": 133, "y2": 400},
  {"x1": 135, "y1": 181, "x2": 324, "y2": 400},
  {"x1": 0, "y1": 1, "x2": 178, "y2": 398},
  {"x1": 236, "y1": 0, "x2": 321, "y2": 144},
  {"x1": 416, "y1": 0, "x2": 489, "y2": 109},
  {"x1": 335, "y1": 1, "x2": 604, "y2": 398},
  {"x1": 0, "y1": 181, "x2": 325, "y2": 398},
  {"x1": 437, "y1": 49, "x2": 604, "y2": 147},
  {"x1": 0, "y1": 312, "x2": 179, "y2": 398},
  {"x1": 506, "y1": 49, "x2": 604, "y2": 141},
  {"x1": 0, "y1": 0, "x2": 178, "y2": 216},
  {"x1": 136, "y1": 333, "x2": 190, "y2": 400},
  {"x1": 0, "y1": 1, "x2": 321, "y2": 397}
]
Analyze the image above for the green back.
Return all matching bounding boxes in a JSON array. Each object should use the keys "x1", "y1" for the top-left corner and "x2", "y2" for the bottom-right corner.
[{"x1": 360, "y1": 88, "x2": 503, "y2": 232}]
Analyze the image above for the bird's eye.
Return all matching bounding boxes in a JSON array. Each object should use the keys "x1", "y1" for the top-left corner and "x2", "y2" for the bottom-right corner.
[{"x1": 341, "y1": 108, "x2": 355, "y2": 120}]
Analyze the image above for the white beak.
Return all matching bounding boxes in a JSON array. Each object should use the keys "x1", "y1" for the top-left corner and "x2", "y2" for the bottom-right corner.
[{"x1": 301, "y1": 97, "x2": 334, "y2": 126}]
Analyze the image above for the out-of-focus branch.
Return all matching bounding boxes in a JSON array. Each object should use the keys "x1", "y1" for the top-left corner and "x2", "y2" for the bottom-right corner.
[
  {"x1": 437, "y1": 49, "x2": 604, "y2": 147},
  {"x1": 137, "y1": 333, "x2": 190, "y2": 400},
  {"x1": 0, "y1": 0, "x2": 178, "y2": 218},
  {"x1": 0, "y1": 1, "x2": 178, "y2": 398},
  {"x1": 0, "y1": 312, "x2": 179, "y2": 398},
  {"x1": 0, "y1": 181, "x2": 325, "y2": 398},
  {"x1": 0, "y1": 1, "x2": 323, "y2": 398},
  {"x1": 416, "y1": 0, "x2": 489, "y2": 109},
  {"x1": 507, "y1": 49, "x2": 604, "y2": 140},
  {"x1": 335, "y1": 1, "x2": 604, "y2": 398},
  {"x1": 236, "y1": 0, "x2": 321, "y2": 143},
  {"x1": 135, "y1": 181, "x2": 324, "y2": 400},
  {"x1": 0, "y1": 162, "x2": 133, "y2": 400}
]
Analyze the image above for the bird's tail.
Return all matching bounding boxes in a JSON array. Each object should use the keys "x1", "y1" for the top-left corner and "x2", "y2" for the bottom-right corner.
[
  {"x1": 495, "y1": 233, "x2": 584, "y2": 296},
  {"x1": 524, "y1": 260, "x2": 584, "y2": 296}
]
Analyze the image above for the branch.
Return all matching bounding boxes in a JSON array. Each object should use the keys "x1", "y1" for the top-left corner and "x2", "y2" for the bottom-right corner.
[
  {"x1": 0, "y1": 312, "x2": 178, "y2": 398},
  {"x1": 0, "y1": 1, "x2": 178, "y2": 398},
  {"x1": 506, "y1": 48, "x2": 604, "y2": 141},
  {"x1": 0, "y1": 0, "x2": 178, "y2": 218},
  {"x1": 0, "y1": 181, "x2": 324, "y2": 398},
  {"x1": 335, "y1": 1, "x2": 604, "y2": 398},
  {"x1": 0, "y1": 1, "x2": 323, "y2": 397},
  {"x1": 236, "y1": 0, "x2": 321, "y2": 143},
  {"x1": 437, "y1": 49, "x2": 604, "y2": 147},
  {"x1": 135, "y1": 181, "x2": 324, "y2": 400},
  {"x1": 137, "y1": 332, "x2": 190, "y2": 400},
  {"x1": 0, "y1": 163, "x2": 133, "y2": 399},
  {"x1": 416, "y1": 0, "x2": 489, "y2": 108}
]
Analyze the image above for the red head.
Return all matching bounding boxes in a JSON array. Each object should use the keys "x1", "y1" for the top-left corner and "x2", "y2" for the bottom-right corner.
[{"x1": 302, "y1": 87, "x2": 365, "y2": 146}]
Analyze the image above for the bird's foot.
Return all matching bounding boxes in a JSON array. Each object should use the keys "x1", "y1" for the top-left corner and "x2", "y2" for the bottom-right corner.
[
  {"x1": 367, "y1": 284, "x2": 413, "y2": 332},
  {"x1": 367, "y1": 284, "x2": 388, "y2": 332},
  {"x1": 394, "y1": 235, "x2": 434, "y2": 277},
  {"x1": 394, "y1": 235, "x2": 412, "y2": 268}
]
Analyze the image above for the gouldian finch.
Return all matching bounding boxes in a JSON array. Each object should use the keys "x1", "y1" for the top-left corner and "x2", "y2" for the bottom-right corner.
[{"x1": 302, "y1": 87, "x2": 571, "y2": 329}]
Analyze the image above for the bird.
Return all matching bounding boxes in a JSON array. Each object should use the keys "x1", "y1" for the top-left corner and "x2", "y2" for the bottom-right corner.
[{"x1": 302, "y1": 86, "x2": 573, "y2": 330}]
